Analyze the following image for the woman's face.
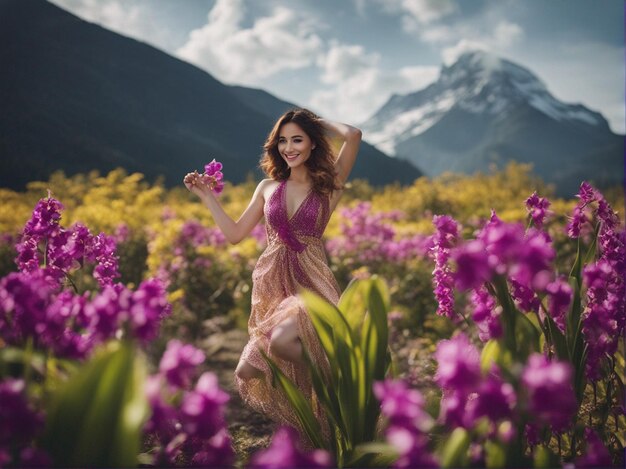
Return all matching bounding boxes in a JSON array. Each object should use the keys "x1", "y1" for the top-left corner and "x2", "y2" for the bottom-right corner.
[{"x1": 277, "y1": 122, "x2": 316, "y2": 169}]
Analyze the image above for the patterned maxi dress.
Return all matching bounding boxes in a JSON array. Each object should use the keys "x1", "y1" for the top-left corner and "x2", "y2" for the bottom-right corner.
[{"x1": 235, "y1": 179, "x2": 341, "y2": 439}]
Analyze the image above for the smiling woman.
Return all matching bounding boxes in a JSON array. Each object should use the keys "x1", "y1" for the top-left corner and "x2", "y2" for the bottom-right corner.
[{"x1": 183, "y1": 107, "x2": 362, "y2": 444}]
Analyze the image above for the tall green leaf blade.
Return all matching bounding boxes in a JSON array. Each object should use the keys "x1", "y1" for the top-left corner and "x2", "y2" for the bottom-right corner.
[
  {"x1": 260, "y1": 350, "x2": 326, "y2": 449},
  {"x1": 302, "y1": 290, "x2": 353, "y2": 347},
  {"x1": 43, "y1": 341, "x2": 148, "y2": 467},
  {"x1": 337, "y1": 278, "x2": 370, "y2": 340},
  {"x1": 367, "y1": 282, "x2": 389, "y2": 381}
]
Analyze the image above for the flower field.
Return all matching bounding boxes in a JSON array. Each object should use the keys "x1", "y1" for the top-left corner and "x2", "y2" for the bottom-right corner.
[{"x1": 0, "y1": 162, "x2": 623, "y2": 467}]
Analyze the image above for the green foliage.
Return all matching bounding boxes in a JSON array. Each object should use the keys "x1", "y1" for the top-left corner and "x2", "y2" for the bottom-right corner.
[
  {"x1": 262, "y1": 277, "x2": 391, "y2": 467},
  {"x1": 43, "y1": 340, "x2": 149, "y2": 467}
]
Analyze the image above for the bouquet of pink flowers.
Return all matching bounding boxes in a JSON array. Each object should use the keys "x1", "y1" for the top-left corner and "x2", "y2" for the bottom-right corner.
[
  {"x1": 202, "y1": 159, "x2": 225, "y2": 194},
  {"x1": 186, "y1": 159, "x2": 225, "y2": 194}
]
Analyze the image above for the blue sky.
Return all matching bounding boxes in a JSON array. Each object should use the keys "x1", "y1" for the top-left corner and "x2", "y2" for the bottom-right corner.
[{"x1": 49, "y1": 0, "x2": 625, "y2": 133}]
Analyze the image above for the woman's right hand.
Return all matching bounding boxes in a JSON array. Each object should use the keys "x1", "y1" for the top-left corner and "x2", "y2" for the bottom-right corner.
[{"x1": 183, "y1": 171, "x2": 212, "y2": 199}]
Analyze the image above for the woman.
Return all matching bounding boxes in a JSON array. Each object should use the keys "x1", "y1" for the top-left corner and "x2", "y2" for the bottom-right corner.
[{"x1": 184, "y1": 108, "x2": 361, "y2": 440}]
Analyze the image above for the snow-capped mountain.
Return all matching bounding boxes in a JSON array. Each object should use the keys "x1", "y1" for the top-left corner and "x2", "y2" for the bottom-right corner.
[{"x1": 361, "y1": 50, "x2": 623, "y2": 195}]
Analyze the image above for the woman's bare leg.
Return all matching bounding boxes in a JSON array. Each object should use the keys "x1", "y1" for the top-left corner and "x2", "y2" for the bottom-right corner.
[
  {"x1": 269, "y1": 317, "x2": 304, "y2": 363},
  {"x1": 235, "y1": 359, "x2": 264, "y2": 380}
]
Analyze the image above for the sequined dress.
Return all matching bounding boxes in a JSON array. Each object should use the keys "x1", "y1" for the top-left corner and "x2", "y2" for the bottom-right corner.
[{"x1": 235, "y1": 179, "x2": 340, "y2": 438}]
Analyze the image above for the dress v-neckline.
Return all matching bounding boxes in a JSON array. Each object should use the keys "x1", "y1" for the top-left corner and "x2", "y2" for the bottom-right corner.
[{"x1": 283, "y1": 180, "x2": 313, "y2": 222}]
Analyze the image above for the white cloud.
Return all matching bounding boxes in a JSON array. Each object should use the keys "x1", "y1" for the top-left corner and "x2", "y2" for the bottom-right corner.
[
  {"x1": 441, "y1": 20, "x2": 525, "y2": 65},
  {"x1": 441, "y1": 39, "x2": 488, "y2": 65},
  {"x1": 175, "y1": 0, "x2": 323, "y2": 86},
  {"x1": 493, "y1": 21, "x2": 524, "y2": 48},
  {"x1": 379, "y1": 0, "x2": 457, "y2": 25},
  {"x1": 310, "y1": 41, "x2": 439, "y2": 123}
]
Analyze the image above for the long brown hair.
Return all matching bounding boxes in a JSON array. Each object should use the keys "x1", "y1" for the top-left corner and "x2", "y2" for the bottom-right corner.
[{"x1": 260, "y1": 108, "x2": 341, "y2": 195}]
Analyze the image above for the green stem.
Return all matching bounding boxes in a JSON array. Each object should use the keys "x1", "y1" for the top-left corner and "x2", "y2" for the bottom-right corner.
[
  {"x1": 64, "y1": 271, "x2": 79, "y2": 294},
  {"x1": 492, "y1": 276, "x2": 518, "y2": 359},
  {"x1": 43, "y1": 238, "x2": 49, "y2": 268}
]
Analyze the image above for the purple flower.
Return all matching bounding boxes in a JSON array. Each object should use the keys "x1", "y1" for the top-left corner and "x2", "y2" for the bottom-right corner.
[
  {"x1": 189, "y1": 428, "x2": 235, "y2": 467},
  {"x1": 545, "y1": 277, "x2": 572, "y2": 333},
  {"x1": 89, "y1": 233, "x2": 120, "y2": 287},
  {"x1": 129, "y1": 278, "x2": 171, "y2": 342},
  {"x1": 566, "y1": 205, "x2": 587, "y2": 238},
  {"x1": 469, "y1": 286, "x2": 502, "y2": 342},
  {"x1": 509, "y1": 278, "x2": 540, "y2": 313},
  {"x1": 203, "y1": 159, "x2": 225, "y2": 194},
  {"x1": 204, "y1": 159, "x2": 223, "y2": 176},
  {"x1": 574, "y1": 428, "x2": 612, "y2": 468},
  {"x1": 180, "y1": 372, "x2": 229, "y2": 439},
  {"x1": 509, "y1": 228, "x2": 555, "y2": 291},
  {"x1": 44, "y1": 290, "x2": 92, "y2": 359},
  {"x1": 22, "y1": 196, "x2": 64, "y2": 239},
  {"x1": 249, "y1": 426, "x2": 333, "y2": 468},
  {"x1": 386, "y1": 425, "x2": 437, "y2": 468},
  {"x1": 0, "y1": 270, "x2": 53, "y2": 346},
  {"x1": 433, "y1": 215, "x2": 460, "y2": 249},
  {"x1": 144, "y1": 375, "x2": 179, "y2": 439},
  {"x1": 521, "y1": 354, "x2": 577, "y2": 432},
  {"x1": 0, "y1": 379, "x2": 45, "y2": 449},
  {"x1": 452, "y1": 239, "x2": 492, "y2": 291},
  {"x1": 577, "y1": 181, "x2": 597, "y2": 204},
  {"x1": 439, "y1": 389, "x2": 467, "y2": 427},
  {"x1": 373, "y1": 380, "x2": 431, "y2": 431},
  {"x1": 430, "y1": 215, "x2": 462, "y2": 317},
  {"x1": 434, "y1": 333, "x2": 481, "y2": 394},
  {"x1": 464, "y1": 375, "x2": 516, "y2": 426},
  {"x1": 525, "y1": 192, "x2": 551, "y2": 228},
  {"x1": 159, "y1": 340, "x2": 205, "y2": 389},
  {"x1": 113, "y1": 223, "x2": 130, "y2": 243},
  {"x1": 582, "y1": 258, "x2": 623, "y2": 380}
]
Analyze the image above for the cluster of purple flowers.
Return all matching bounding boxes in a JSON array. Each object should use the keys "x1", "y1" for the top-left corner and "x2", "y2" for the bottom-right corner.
[
  {"x1": 0, "y1": 379, "x2": 50, "y2": 467},
  {"x1": 15, "y1": 196, "x2": 120, "y2": 287},
  {"x1": 567, "y1": 182, "x2": 625, "y2": 380},
  {"x1": 373, "y1": 379, "x2": 436, "y2": 468},
  {"x1": 521, "y1": 353, "x2": 578, "y2": 433},
  {"x1": 428, "y1": 215, "x2": 460, "y2": 319},
  {"x1": 204, "y1": 159, "x2": 225, "y2": 194},
  {"x1": 249, "y1": 426, "x2": 332, "y2": 468},
  {"x1": 0, "y1": 270, "x2": 171, "y2": 358},
  {"x1": 452, "y1": 210, "x2": 555, "y2": 292},
  {"x1": 144, "y1": 340, "x2": 234, "y2": 467},
  {"x1": 525, "y1": 191, "x2": 552, "y2": 230},
  {"x1": 434, "y1": 335, "x2": 577, "y2": 451},
  {"x1": 0, "y1": 194, "x2": 173, "y2": 359},
  {"x1": 154, "y1": 220, "x2": 228, "y2": 283},
  {"x1": 326, "y1": 202, "x2": 430, "y2": 265}
]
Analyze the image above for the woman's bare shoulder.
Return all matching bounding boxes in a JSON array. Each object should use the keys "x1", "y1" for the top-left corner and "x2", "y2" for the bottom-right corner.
[{"x1": 257, "y1": 178, "x2": 280, "y2": 202}]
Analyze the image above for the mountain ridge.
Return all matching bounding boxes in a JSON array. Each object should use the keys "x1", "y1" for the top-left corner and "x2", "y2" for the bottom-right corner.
[
  {"x1": 0, "y1": 0, "x2": 422, "y2": 190},
  {"x1": 361, "y1": 50, "x2": 623, "y2": 196}
]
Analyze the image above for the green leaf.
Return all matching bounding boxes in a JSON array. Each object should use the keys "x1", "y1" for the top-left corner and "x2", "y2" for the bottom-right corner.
[
  {"x1": 347, "y1": 442, "x2": 399, "y2": 468},
  {"x1": 543, "y1": 314, "x2": 568, "y2": 361},
  {"x1": 485, "y1": 440, "x2": 506, "y2": 468},
  {"x1": 43, "y1": 340, "x2": 149, "y2": 467},
  {"x1": 441, "y1": 427, "x2": 470, "y2": 468},
  {"x1": 260, "y1": 349, "x2": 326, "y2": 449},
  {"x1": 514, "y1": 311, "x2": 541, "y2": 360},
  {"x1": 533, "y1": 444, "x2": 559, "y2": 468},
  {"x1": 481, "y1": 339, "x2": 500, "y2": 373},
  {"x1": 302, "y1": 290, "x2": 353, "y2": 348},
  {"x1": 337, "y1": 278, "x2": 370, "y2": 340}
]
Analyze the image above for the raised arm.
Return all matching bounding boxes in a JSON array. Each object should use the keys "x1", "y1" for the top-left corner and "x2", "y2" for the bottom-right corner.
[
  {"x1": 319, "y1": 118, "x2": 362, "y2": 185},
  {"x1": 183, "y1": 174, "x2": 268, "y2": 244}
]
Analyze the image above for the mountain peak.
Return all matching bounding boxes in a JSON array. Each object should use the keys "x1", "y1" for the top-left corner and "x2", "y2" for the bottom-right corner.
[
  {"x1": 359, "y1": 50, "x2": 621, "y2": 195},
  {"x1": 440, "y1": 49, "x2": 547, "y2": 96}
]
